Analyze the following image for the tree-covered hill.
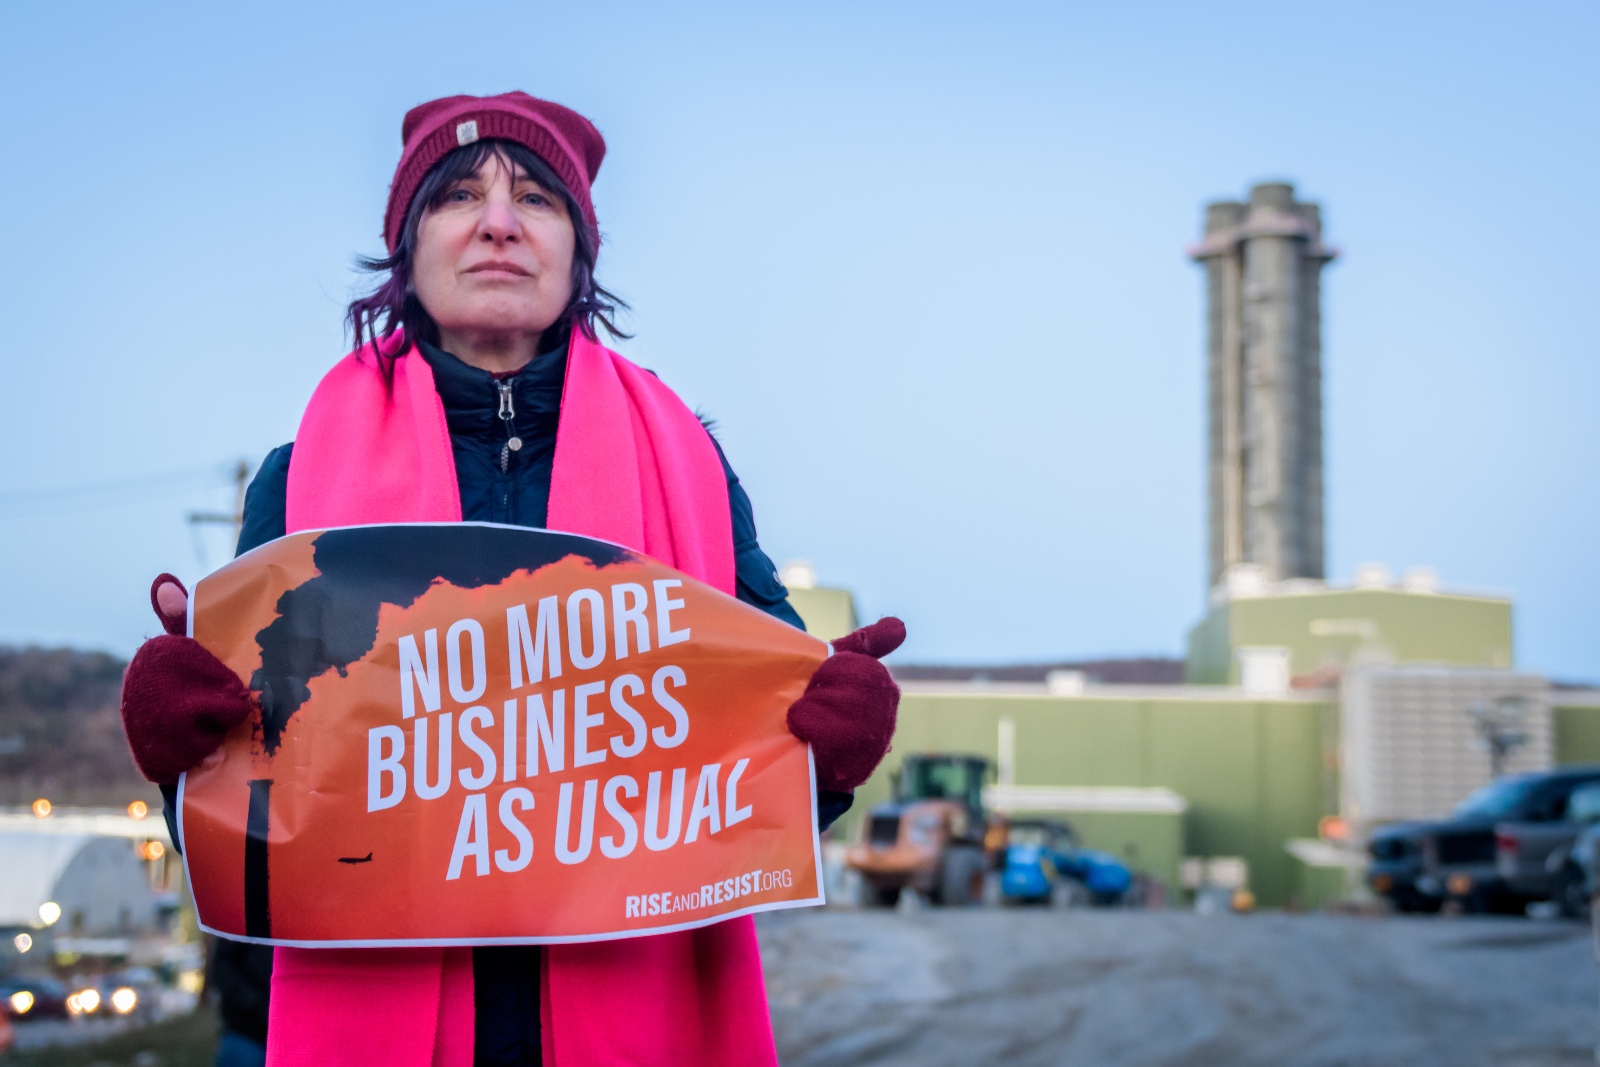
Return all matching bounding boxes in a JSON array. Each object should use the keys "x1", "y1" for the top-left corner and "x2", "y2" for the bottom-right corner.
[{"x1": 0, "y1": 645, "x2": 157, "y2": 807}]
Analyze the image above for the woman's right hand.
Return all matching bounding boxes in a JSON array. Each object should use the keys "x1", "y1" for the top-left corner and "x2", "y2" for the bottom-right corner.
[{"x1": 119, "y1": 574, "x2": 256, "y2": 784}]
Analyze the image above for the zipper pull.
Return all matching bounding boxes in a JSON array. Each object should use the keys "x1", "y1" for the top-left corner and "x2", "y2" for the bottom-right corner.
[{"x1": 497, "y1": 381, "x2": 523, "y2": 453}]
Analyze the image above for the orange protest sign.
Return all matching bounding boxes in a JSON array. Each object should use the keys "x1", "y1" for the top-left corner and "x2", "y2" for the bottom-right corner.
[{"x1": 178, "y1": 523, "x2": 829, "y2": 947}]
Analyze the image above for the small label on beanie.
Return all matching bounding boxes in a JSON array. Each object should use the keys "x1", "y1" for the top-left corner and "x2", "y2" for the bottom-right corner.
[{"x1": 456, "y1": 120, "x2": 480, "y2": 146}]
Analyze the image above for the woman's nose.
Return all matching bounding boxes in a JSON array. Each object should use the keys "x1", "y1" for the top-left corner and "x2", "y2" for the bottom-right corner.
[{"x1": 477, "y1": 196, "x2": 519, "y2": 242}]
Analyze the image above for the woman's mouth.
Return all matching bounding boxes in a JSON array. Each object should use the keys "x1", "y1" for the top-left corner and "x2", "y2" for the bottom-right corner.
[{"x1": 466, "y1": 261, "x2": 532, "y2": 277}]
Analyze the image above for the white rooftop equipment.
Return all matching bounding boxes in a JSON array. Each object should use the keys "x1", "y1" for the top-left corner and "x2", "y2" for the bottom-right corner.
[
  {"x1": 1353, "y1": 563, "x2": 1392, "y2": 590},
  {"x1": 1237, "y1": 647, "x2": 1291, "y2": 697}
]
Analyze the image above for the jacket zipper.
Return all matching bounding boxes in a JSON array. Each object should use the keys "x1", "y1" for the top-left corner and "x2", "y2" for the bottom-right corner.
[{"x1": 497, "y1": 381, "x2": 523, "y2": 474}]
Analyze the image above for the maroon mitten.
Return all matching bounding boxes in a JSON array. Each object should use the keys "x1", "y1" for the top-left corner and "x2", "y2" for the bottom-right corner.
[
  {"x1": 119, "y1": 574, "x2": 255, "y2": 784},
  {"x1": 786, "y1": 617, "x2": 906, "y2": 792}
]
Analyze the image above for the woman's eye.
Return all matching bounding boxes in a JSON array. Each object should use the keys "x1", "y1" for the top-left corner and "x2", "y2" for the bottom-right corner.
[
  {"x1": 446, "y1": 188, "x2": 473, "y2": 203},
  {"x1": 520, "y1": 193, "x2": 547, "y2": 207}
]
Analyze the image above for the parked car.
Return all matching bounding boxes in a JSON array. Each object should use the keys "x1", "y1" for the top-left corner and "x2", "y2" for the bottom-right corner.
[
  {"x1": 1367, "y1": 821, "x2": 1442, "y2": 913},
  {"x1": 1494, "y1": 776, "x2": 1600, "y2": 915},
  {"x1": 998, "y1": 819, "x2": 1134, "y2": 906},
  {"x1": 0, "y1": 975, "x2": 71, "y2": 1020},
  {"x1": 67, "y1": 970, "x2": 151, "y2": 1018},
  {"x1": 1534, "y1": 782, "x2": 1600, "y2": 917},
  {"x1": 1418, "y1": 765, "x2": 1600, "y2": 914}
]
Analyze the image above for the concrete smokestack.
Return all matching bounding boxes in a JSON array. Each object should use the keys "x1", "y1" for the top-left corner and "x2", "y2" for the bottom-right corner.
[{"x1": 1191, "y1": 182, "x2": 1336, "y2": 589}]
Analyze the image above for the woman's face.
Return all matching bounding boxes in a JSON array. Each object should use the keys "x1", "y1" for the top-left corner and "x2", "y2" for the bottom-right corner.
[{"x1": 411, "y1": 152, "x2": 577, "y2": 346}]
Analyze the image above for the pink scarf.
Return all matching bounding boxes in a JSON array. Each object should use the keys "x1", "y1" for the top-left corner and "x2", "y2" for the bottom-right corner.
[{"x1": 267, "y1": 330, "x2": 778, "y2": 1067}]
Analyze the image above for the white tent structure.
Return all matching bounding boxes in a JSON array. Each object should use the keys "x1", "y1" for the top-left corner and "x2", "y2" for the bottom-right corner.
[{"x1": 0, "y1": 832, "x2": 156, "y2": 936}]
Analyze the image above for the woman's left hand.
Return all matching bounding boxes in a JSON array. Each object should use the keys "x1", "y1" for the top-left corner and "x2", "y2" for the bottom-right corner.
[{"x1": 786, "y1": 617, "x2": 905, "y2": 792}]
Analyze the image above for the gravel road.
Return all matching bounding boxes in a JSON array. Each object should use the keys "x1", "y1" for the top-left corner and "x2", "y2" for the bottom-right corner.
[{"x1": 758, "y1": 908, "x2": 1598, "y2": 1067}]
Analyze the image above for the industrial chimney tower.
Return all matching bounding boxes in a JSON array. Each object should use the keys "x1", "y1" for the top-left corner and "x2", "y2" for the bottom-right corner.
[{"x1": 1191, "y1": 182, "x2": 1336, "y2": 589}]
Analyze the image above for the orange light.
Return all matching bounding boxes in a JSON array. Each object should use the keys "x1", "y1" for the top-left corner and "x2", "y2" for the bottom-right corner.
[
  {"x1": 31, "y1": 798, "x2": 51, "y2": 818},
  {"x1": 139, "y1": 840, "x2": 166, "y2": 861},
  {"x1": 1447, "y1": 873, "x2": 1473, "y2": 896},
  {"x1": 128, "y1": 800, "x2": 149, "y2": 820},
  {"x1": 1317, "y1": 815, "x2": 1347, "y2": 842}
]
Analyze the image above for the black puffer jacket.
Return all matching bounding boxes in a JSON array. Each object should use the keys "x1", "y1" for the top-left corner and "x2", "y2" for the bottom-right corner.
[
  {"x1": 166, "y1": 336, "x2": 850, "y2": 1066},
  {"x1": 208, "y1": 935, "x2": 272, "y2": 1046}
]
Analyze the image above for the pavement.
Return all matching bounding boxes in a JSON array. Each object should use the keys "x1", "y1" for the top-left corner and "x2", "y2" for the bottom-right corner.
[
  {"x1": 758, "y1": 907, "x2": 1599, "y2": 1067},
  {"x1": 9, "y1": 1015, "x2": 142, "y2": 1051}
]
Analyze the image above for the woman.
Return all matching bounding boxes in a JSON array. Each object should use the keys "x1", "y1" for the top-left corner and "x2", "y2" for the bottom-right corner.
[{"x1": 119, "y1": 92, "x2": 904, "y2": 1067}]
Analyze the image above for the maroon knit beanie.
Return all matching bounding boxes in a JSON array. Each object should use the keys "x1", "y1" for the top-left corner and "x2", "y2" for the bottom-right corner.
[{"x1": 384, "y1": 91, "x2": 606, "y2": 253}]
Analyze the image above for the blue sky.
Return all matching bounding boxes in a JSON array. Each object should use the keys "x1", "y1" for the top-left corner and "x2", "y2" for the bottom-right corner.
[{"x1": 0, "y1": 2, "x2": 1595, "y2": 679}]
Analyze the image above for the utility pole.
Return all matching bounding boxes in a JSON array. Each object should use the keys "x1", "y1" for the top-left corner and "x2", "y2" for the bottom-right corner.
[{"x1": 187, "y1": 460, "x2": 251, "y2": 552}]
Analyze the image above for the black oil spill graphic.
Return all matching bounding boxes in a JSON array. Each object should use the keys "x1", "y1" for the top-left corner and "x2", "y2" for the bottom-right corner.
[{"x1": 248, "y1": 525, "x2": 631, "y2": 755}]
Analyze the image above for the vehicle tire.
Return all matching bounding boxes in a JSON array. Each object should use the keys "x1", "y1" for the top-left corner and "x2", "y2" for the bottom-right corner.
[
  {"x1": 858, "y1": 881, "x2": 900, "y2": 908},
  {"x1": 1486, "y1": 890, "x2": 1528, "y2": 916},
  {"x1": 981, "y1": 872, "x2": 1003, "y2": 907},
  {"x1": 1410, "y1": 897, "x2": 1444, "y2": 914},
  {"x1": 937, "y1": 847, "x2": 985, "y2": 907},
  {"x1": 1394, "y1": 891, "x2": 1442, "y2": 914},
  {"x1": 1555, "y1": 864, "x2": 1591, "y2": 920}
]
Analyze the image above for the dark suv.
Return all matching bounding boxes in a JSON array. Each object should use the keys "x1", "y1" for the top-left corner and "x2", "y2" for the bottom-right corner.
[
  {"x1": 1368, "y1": 821, "x2": 1442, "y2": 913},
  {"x1": 1416, "y1": 766, "x2": 1600, "y2": 914}
]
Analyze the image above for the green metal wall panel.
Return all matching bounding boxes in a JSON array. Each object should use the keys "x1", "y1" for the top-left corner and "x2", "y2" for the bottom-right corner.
[
  {"x1": 1256, "y1": 703, "x2": 1336, "y2": 906},
  {"x1": 1142, "y1": 700, "x2": 1260, "y2": 859},
  {"x1": 1291, "y1": 859, "x2": 1352, "y2": 911},
  {"x1": 1011, "y1": 699, "x2": 1146, "y2": 786},
  {"x1": 1555, "y1": 704, "x2": 1600, "y2": 765},
  {"x1": 1185, "y1": 606, "x2": 1234, "y2": 684}
]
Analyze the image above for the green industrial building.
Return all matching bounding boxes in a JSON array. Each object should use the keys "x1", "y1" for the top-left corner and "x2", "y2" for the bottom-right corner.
[{"x1": 791, "y1": 579, "x2": 1600, "y2": 909}]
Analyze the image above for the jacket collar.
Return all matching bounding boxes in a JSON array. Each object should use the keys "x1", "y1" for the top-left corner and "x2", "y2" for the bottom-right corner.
[{"x1": 415, "y1": 333, "x2": 567, "y2": 438}]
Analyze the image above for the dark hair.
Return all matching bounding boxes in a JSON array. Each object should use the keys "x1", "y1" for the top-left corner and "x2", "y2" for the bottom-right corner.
[{"x1": 346, "y1": 138, "x2": 628, "y2": 366}]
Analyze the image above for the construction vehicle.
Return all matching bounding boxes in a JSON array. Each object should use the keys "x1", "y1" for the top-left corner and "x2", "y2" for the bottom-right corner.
[
  {"x1": 844, "y1": 754, "x2": 995, "y2": 907},
  {"x1": 998, "y1": 818, "x2": 1134, "y2": 907}
]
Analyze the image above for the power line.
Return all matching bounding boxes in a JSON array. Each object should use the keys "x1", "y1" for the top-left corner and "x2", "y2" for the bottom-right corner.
[{"x1": 0, "y1": 463, "x2": 241, "y2": 521}]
